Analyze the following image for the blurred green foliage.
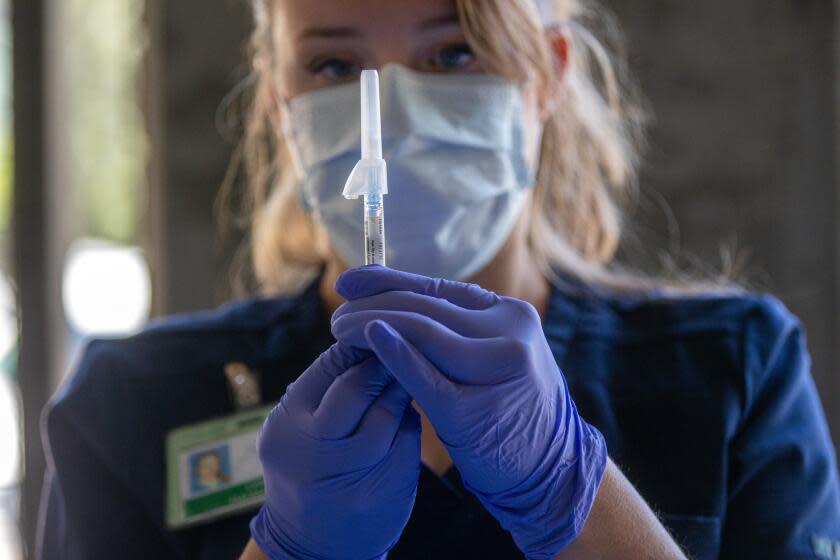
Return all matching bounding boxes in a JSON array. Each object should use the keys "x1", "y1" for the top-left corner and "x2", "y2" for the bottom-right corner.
[
  {"x1": 0, "y1": 16, "x2": 11, "y2": 233},
  {"x1": 64, "y1": 0, "x2": 147, "y2": 243},
  {"x1": 0, "y1": 133, "x2": 11, "y2": 233},
  {"x1": 0, "y1": 0, "x2": 147, "y2": 241}
]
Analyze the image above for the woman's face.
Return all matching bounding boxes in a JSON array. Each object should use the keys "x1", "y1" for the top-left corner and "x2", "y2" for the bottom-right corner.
[
  {"x1": 271, "y1": 0, "x2": 551, "y2": 185},
  {"x1": 269, "y1": 0, "x2": 560, "y2": 281},
  {"x1": 197, "y1": 453, "x2": 222, "y2": 483},
  {"x1": 271, "y1": 0, "x2": 482, "y2": 99}
]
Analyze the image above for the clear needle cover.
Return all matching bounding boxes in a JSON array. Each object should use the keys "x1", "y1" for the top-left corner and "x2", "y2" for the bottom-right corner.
[{"x1": 343, "y1": 69, "x2": 388, "y2": 266}]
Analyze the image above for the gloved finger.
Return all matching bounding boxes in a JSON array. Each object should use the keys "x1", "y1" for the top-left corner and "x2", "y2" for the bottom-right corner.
[
  {"x1": 333, "y1": 311, "x2": 521, "y2": 386},
  {"x1": 333, "y1": 290, "x2": 502, "y2": 340},
  {"x1": 353, "y1": 381, "x2": 416, "y2": 456},
  {"x1": 336, "y1": 265, "x2": 500, "y2": 310},
  {"x1": 383, "y1": 406, "x2": 422, "y2": 476},
  {"x1": 353, "y1": 406, "x2": 422, "y2": 503},
  {"x1": 283, "y1": 342, "x2": 371, "y2": 413},
  {"x1": 312, "y1": 357, "x2": 393, "y2": 439},
  {"x1": 363, "y1": 319, "x2": 459, "y2": 421}
]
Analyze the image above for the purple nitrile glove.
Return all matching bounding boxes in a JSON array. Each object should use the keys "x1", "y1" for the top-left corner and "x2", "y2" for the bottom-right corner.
[
  {"x1": 250, "y1": 342, "x2": 421, "y2": 560},
  {"x1": 331, "y1": 265, "x2": 607, "y2": 560}
]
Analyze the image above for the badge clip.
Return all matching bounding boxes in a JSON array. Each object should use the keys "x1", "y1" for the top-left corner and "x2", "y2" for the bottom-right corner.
[{"x1": 224, "y1": 362, "x2": 261, "y2": 410}]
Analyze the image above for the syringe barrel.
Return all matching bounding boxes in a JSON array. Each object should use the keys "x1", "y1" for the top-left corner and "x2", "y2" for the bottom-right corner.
[
  {"x1": 360, "y1": 70, "x2": 382, "y2": 160},
  {"x1": 363, "y1": 194, "x2": 386, "y2": 266}
]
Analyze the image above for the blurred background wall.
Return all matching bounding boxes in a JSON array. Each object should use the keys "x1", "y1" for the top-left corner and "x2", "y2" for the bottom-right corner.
[
  {"x1": 5, "y1": 0, "x2": 838, "y2": 558},
  {"x1": 612, "y1": 0, "x2": 838, "y2": 445}
]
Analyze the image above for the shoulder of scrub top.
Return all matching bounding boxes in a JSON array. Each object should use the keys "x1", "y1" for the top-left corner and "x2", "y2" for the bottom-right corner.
[
  {"x1": 551, "y1": 281, "x2": 824, "y2": 441},
  {"x1": 546, "y1": 280, "x2": 816, "y2": 418},
  {"x1": 548, "y1": 277, "x2": 802, "y2": 347},
  {"x1": 43, "y1": 278, "x2": 325, "y2": 429}
]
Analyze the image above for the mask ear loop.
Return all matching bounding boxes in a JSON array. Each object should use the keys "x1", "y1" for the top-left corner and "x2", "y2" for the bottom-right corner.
[
  {"x1": 274, "y1": 95, "x2": 307, "y2": 182},
  {"x1": 272, "y1": 93, "x2": 315, "y2": 212},
  {"x1": 530, "y1": 21, "x2": 570, "y2": 177}
]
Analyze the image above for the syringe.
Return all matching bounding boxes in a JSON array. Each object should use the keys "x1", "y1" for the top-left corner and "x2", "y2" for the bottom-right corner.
[{"x1": 343, "y1": 69, "x2": 388, "y2": 266}]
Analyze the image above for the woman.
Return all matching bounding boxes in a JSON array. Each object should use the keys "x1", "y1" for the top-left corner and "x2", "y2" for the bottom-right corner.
[{"x1": 39, "y1": 0, "x2": 840, "y2": 559}]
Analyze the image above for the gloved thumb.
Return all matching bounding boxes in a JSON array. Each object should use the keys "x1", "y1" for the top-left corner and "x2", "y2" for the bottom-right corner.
[
  {"x1": 337, "y1": 265, "x2": 499, "y2": 310},
  {"x1": 363, "y1": 319, "x2": 457, "y2": 418}
]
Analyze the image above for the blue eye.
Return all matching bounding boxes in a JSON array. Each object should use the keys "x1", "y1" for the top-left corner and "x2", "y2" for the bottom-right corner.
[
  {"x1": 308, "y1": 58, "x2": 360, "y2": 82},
  {"x1": 431, "y1": 44, "x2": 475, "y2": 71}
]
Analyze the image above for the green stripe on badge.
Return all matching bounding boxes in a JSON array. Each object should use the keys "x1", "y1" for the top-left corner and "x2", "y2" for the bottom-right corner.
[{"x1": 185, "y1": 478, "x2": 265, "y2": 517}]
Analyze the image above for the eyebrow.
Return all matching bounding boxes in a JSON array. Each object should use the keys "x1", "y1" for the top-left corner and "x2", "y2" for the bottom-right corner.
[
  {"x1": 297, "y1": 26, "x2": 363, "y2": 41},
  {"x1": 418, "y1": 13, "x2": 460, "y2": 32},
  {"x1": 297, "y1": 13, "x2": 461, "y2": 41}
]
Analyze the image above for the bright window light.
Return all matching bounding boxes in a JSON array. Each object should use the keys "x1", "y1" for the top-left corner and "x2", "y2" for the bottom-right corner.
[
  {"x1": 0, "y1": 375, "x2": 18, "y2": 487},
  {"x1": 62, "y1": 239, "x2": 151, "y2": 336},
  {"x1": 0, "y1": 269, "x2": 19, "y2": 488}
]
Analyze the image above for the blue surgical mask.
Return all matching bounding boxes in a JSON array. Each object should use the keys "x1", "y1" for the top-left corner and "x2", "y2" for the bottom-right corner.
[{"x1": 286, "y1": 64, "x2": 536, "y2": 280}]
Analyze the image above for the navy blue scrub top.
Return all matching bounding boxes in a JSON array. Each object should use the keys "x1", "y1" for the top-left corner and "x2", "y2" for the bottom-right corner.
[{"x1": 37, "y1": 274, "x2": 840, "y2": 559}]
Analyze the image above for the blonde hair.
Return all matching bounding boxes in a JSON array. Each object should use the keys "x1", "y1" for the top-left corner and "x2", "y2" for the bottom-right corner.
[{"x1": 225, "y1": 0, "x2": 734, "y2": 296}]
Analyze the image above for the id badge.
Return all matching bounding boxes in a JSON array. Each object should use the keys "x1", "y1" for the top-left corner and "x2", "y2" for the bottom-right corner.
[{"x1": 165, "y1": 404, "x2": 274, "y2": 528}]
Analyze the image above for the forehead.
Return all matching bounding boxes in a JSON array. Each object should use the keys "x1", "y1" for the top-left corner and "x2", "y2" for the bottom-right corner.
[{"x1": 274, "y1": 0, "x2": 458, "y2": 35}]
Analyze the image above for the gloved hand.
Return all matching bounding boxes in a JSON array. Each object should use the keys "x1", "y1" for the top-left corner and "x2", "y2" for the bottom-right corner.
[
  {"x1": 250, "y1": 342, "x2": 421, "y2": 560},
  {"x1": 331, "y1": 266, "x2": 607, "y2": 560}
]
